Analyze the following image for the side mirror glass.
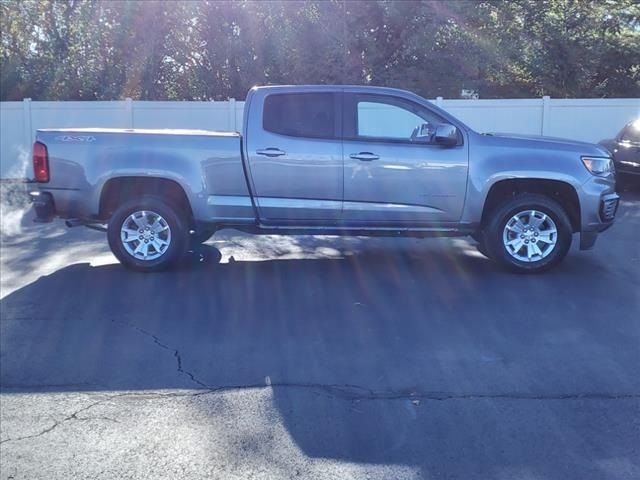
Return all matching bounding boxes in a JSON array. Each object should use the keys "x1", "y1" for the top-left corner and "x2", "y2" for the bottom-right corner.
[{"x1": 434, "y1": 124, "x2": 458, "y2": 147}]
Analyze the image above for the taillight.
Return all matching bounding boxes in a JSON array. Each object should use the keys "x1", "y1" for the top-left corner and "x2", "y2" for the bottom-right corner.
[{"x1": 33, "y1": 142, "x2": 49, "y2": 182}]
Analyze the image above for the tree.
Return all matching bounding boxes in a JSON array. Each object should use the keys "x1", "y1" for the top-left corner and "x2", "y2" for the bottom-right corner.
[{"x1": 1, "y1": 0, "x2": 638, "y2": 100}]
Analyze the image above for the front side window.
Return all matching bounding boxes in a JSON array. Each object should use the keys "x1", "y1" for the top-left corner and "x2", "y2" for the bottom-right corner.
[
  {"x1": 263, "y1": 93, "x2": 336, "y2": 139},
  {"x1": 355, "y1": 95, "x2": 447, "y2": 143}
]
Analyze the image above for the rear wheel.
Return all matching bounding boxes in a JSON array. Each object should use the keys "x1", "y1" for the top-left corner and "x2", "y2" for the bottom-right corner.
[
  {"x1": 107, "y1": 195, "x2": 189, "y2": 272},
  {"x1": 484, "y1": 194, "x2": 573, "y2": 273}
]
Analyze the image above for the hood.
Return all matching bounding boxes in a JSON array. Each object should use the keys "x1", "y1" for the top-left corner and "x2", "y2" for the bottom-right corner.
[{"x1": 485, "y1": 132, "x2": 611, "y2": 157}]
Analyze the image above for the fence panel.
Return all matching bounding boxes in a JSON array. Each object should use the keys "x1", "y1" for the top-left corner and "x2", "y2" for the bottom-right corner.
[
  {"x1": 441, "y1": 99, "x2": 545, "y2": 136},
  {"x1": 132, "y1": 101, "x2": 232, "y2": 130},
  {"x1": 545, "y1": 99, "x2": 639, "y2": 142},
  {"x1": 1, "y1": 97, "x2": 638, "y2": 179}
]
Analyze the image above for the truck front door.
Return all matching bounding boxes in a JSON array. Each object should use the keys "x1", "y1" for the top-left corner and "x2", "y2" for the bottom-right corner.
[{"x1": 342, "y1": 92, "x2": 468, "y2": 225}]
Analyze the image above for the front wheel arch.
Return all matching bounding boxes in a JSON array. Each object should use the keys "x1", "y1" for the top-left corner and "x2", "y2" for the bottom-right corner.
[{"x1": 481, "y1": 178, "x2": 581, "y2": 233}]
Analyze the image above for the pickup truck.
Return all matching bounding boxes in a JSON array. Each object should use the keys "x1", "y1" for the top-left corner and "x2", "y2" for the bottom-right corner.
[{"x1": 29, "y1": 85, "x2": 619, "y2": 273}]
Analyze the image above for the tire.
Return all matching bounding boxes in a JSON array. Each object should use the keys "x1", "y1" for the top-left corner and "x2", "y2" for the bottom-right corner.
[
  {"x1": 475, "y1": 238, "x2": 492, "y2": 259},
  {"x1": 107, "y1": 195, "x2": 190, "y2": 272},
  {"x1": 484, "y1": 193, "x2": 573, "y2": 273}
]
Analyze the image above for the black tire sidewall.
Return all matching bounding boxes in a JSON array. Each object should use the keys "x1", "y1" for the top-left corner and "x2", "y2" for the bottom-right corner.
[
  {"x1": 485, "y1": 194, "x2": 572, "y2": 273},
  {"x1": 107, "y1": 196, "x2": 188, "y2": 271}
]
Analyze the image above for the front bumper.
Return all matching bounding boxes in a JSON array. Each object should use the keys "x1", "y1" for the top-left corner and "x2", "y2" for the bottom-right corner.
[
  {"x1": 599, "y1": 192, "x2": 619, "y2": 222},
  {"x1": 579, "y1": 190, "x2": 619, "y2": 250},
  {"x1": 29, "y1": 191, "x2": 55, "y2": 223}
]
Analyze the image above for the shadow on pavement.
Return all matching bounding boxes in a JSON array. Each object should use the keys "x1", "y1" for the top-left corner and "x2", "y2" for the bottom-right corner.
[{"x1": 1, "y1": 191, "x2": 639, "y2": 478}]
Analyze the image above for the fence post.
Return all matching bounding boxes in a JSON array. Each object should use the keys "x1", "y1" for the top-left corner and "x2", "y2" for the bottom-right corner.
[
  {"x1": 436, "y1": 96, "x2": 444, "y2": 108},
  {"x1": 125, "y1": 97, "x2": 133, "y2": 128},
  {"x1": 228, "y1": 98, "x2": 237, "y2": 131},
  {"x1": 541, "y1": 95, "x2": 550, "y2": 136},
  {"x1": 22, "y1": 98, "x2": 32, "y2": 149}
]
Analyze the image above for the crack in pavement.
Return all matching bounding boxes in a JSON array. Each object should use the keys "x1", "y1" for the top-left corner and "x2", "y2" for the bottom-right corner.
[
  {"x1": 3, "y1": 319, "x2": 638, "y2": 445},
  {"x1": 0, "y1": 390, "x2": 212, "y2": 445},
  {"x1": 109, "y1": 318, "x2": 640, "y2": 403},
  {"x1": 111, "y1": 319, "x2": 209, "y2": 389},
  {"x1": 0, "y1": 395, "x2": 111, "y2": 445}
]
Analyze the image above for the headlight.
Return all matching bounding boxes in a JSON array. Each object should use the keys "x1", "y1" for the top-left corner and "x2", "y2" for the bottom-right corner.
[{"x1": 581, "y1": 156, "x2": 613, "y2": 176}]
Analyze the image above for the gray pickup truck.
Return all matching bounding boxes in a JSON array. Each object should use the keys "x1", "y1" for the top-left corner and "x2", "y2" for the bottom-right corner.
[{"x1": 30, "y1": 85, "x2": 619, "y2": 273}]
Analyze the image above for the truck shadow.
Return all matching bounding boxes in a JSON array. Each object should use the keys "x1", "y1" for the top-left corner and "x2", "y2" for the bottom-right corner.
[{"x1": 1, "y1": 243, "x2": 637, "y2": 478}]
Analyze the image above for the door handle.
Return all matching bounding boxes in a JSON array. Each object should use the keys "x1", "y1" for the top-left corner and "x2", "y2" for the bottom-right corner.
[
  {"x1": 256, "y1": 148, "x2": 286, "y2": 157},
  {"x1": 350, "y1": 152, "x2": 380, "y2": 161}
]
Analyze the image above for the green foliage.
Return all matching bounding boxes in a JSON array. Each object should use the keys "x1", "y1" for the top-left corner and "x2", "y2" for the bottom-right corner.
[{"x1": 1, "y1": 0, "x2": 638, "y2": 100}]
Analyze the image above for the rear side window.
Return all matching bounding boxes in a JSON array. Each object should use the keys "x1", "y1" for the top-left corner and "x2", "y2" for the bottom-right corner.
[{"x1": 263, "y1": 93, "x2": 337, "y2": 139}]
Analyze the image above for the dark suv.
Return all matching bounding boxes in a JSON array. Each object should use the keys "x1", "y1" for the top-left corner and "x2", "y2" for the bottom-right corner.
[{"x1": 599, "y1": 120, "x2": 640, "y2": 182}]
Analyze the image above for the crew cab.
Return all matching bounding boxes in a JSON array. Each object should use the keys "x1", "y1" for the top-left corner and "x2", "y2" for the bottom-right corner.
[{"x1": 29, "y1": 85, "x2": 619, "y2": 272}]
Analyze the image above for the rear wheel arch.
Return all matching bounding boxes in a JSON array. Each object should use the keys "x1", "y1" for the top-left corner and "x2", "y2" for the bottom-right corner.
[{"x1": 99, "y1": 176, "x2": 194, "y2": 223}]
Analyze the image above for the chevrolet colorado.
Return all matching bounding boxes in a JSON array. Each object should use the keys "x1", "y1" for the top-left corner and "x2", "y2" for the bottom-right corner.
[{"x1": 29, "y1": 85, "x2": 619, "y2": 272}]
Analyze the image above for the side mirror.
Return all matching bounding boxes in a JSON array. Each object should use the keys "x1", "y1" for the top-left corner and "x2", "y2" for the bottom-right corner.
[{"x1": 434, "y1": 124, "x2": 458, "y2": 147}]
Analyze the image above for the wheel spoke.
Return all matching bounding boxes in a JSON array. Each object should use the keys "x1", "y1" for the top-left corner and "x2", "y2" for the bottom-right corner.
[
  {"x1": 131, "y1": 214, "x2": 145, "y2": 229},
  {"x1": 122, "y1": 228, "x2": 139, "y2": 237},
  {"x1": 527, "y1": 242, "x2": 534, "y2": 260},
  {"x1": 508, "y1": 219, "x2": 526, "y2": 233},
  {"x1": 532, "y1": 243, "x2": 543, "y2": 257},
  {"x1": 134, "y1": 242, "x2": 145, "y2": 256},
  {"x1": 506, "y1": 238, "x2": 525, "y2": 252},
  {"x1": 537, "y1": 233, "x2": 555, "y2": 244},
  {"x1": 150, "y1": 217, "x2": 162, "y2": 231},
  {"x1": 530, "y1": 213, "x2": 546, "y2": 228}
]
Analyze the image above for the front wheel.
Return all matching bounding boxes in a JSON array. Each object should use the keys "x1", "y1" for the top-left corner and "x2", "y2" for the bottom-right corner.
[
  {"x1": 107, "y1": 195, "x2": 189, "y2": 272},
  {"x1": 484, "y1": 194, "x2": 573, "y2": 273}
]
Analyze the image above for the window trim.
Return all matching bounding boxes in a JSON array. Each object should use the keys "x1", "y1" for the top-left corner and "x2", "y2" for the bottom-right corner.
[
  {"x1": 262, "y1": 92, "x2": 342, "y2": 141},
  {"x1": 343, "y1": 92, "x2": 464, "y2": 147}
]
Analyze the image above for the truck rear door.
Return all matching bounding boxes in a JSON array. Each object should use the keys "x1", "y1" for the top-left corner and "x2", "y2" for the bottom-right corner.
[{"x1": 244, "y1": 90, "x2": 343, "y2": 223}]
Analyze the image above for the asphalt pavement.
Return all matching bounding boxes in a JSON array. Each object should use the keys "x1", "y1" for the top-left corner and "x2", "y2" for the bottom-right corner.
[{"x1": 1, "y1": 185, "x2": 639, "y2": 479}]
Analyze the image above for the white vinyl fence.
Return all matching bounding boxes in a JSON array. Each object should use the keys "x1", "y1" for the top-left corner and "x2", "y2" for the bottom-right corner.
[{"x1": 1, "y1": 96, "x2": 638, "y2": 179}]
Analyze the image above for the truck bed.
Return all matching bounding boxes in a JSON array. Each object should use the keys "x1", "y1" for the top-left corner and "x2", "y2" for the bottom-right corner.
[{"x1": 34, "y1": 128, "x2": 253, "y2": 223}]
